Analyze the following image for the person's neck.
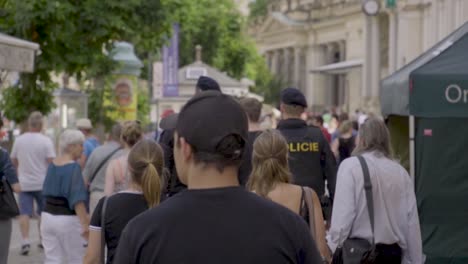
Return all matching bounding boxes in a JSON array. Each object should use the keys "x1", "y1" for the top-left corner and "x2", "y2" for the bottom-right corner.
[
  {"x1": 282, "y1": 114, "x2": 302, "y2": 120},
  {"x1": 248, "y1": 122, "x2": 261, "y2": 132},
  {"x1": 126, "y1": 181, "x2": 142, "y2": 193},
  {"x1": 186, "y1": 165, "x2": 239, "y2": 189},
  {"x1": 54, "y1": 153, "x2": 75, "y2": 165},
  {"x1": 29, "y1": 128, "x2": 41, "y2": 133}
]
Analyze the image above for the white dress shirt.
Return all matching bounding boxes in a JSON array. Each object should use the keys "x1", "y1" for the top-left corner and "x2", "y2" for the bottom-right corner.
[{"x1": 327, "y1": 151, "x2": 423, "y2": 264}]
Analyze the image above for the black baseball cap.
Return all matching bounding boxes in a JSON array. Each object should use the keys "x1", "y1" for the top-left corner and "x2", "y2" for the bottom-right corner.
[
  {"x1": 196, "y1": 76, "x2": 221, "y2": 92},
  {"x1": 281, "y1": 87, "x2": 308, "y2": 108},
  {"x1": 176, "y1": 91, "x2": 247, "y2": 154}
]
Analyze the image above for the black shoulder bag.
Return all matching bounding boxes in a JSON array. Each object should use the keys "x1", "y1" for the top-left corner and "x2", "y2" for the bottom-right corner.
[
  {"x1": 0, "y1": 151, "x2": 19, "y2": 220},
  {"x1": 88, "y1": 147, "x2": 122, "y2": 188},
  {"x1": 0, "y1": 178, "x2": 19, "y2": 219}
]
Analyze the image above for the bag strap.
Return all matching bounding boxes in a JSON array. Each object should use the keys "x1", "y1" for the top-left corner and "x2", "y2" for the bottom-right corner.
[
  {"x1": 357, "y1": 155, "x2": 375, "y2": 245},
  {"x1": 302, "y1": 187, "x2": 316, "y2": 241},
  {"x1": 100, "y1": 197, "x2": 109, "y2": 264},
  {"x1": 89, "y1": 147, "x2": 122, "y2": 186}
]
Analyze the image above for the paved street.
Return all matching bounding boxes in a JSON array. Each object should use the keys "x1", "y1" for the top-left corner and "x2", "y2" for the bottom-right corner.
[{"x1": 8, "y1": 219, "x2": 44, "y2": 264}]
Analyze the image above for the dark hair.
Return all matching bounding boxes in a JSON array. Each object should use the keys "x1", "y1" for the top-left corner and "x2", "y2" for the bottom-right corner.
[
  {"x1": 352, "y1": 121, "x2": 359, "y2": 131},
  {"x1": 313, "y1": 116, "x2": 324, "y2": 126},
  {"x1": 180, "y1": 134, "x2": 245, "y2": 173},
  {"x1": 110, "y1": 123, "x2": 122, "y2": 141},
  {"x1": 239, "y1": 98, "x2": 262, "y2": 123},
  {"x1": 338, "y1": 113, "x2": 349, "y2": 123}
]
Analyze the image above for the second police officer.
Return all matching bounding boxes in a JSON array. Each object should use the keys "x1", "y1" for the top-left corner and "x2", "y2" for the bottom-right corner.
[{"x1": 276, "y1": 88, "x2": 337, "y2": 222}]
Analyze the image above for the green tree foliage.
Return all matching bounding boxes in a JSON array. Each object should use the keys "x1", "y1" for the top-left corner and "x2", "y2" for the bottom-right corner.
[
  {"x1": 0, "y1": 0, "x2": 172, "y2": 123},
  {"x1": 248, "y1": 0, "x2": 270, "y2": 21},
  {"x1": 173, "y1": 0, "x2": 277, "y2": 103}
]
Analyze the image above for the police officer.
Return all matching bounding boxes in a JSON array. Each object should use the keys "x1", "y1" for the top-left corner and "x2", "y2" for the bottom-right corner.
[{"x1": 276, "y1": 88, "x2": 337, "y2": 221}]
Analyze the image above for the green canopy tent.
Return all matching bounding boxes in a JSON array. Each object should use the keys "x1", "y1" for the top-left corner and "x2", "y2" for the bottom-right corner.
[
  {"x1": 381, "y1": 22, "x2": 468, "y2": 263},
  {"x1": 409, "y1": 32, "x2": 468, "y2": 264}
]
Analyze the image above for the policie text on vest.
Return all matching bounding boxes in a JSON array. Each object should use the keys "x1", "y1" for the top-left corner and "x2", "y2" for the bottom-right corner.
[{"x1": 288, "y1": 142, "x2": 319, "y2": 152}]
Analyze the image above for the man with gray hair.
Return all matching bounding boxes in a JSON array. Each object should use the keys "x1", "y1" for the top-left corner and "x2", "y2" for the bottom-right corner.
[
  {"x1": 328, "y1": 118, "x2": 423, "y2": 263},
  {"x1": 11, "y1": 111, "x2": 56, "y2": 255},
  {"x1": 83, "y1": 123, "x2": 124, "y2": 214}
]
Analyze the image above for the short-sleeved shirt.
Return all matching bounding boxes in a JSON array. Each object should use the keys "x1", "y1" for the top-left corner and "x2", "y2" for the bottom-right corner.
[
  {"x1": 114, "y1": 187, "x2": 321, "y2": 264},
  {"x1": 90, "y1": 192, "x2": 148, "y2": 264},
  {"x1": 42, "y1": 162, "x2": 87, "y2": 210},
  {"x1": 82, "y1": 142, "x2": 124, "y2": 192},
  {"x1": 83, "y1": 137, "x2": 100, "y2": 159},
  {"x1": 11, "y1": 132, "x2": 56, "y2": 191}
]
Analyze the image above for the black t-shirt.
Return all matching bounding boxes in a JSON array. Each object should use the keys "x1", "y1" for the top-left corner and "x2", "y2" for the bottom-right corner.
[
  {"x1": 90, "y1": 192, "x2": 148, "y2": 264},
  {"x1": 114, "y1": 187, "x2": 321, "y2": 264},
  {"x1": 238, "y1": 131, "x2": 262, "y2": 186}
]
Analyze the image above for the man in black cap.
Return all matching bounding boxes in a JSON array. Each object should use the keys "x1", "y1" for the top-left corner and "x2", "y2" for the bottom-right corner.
[
  {"x1": 160, "y1": 76, "x2": 222, "y2": 198},
  {"x1": 276, "y1": 88, "x2": 337, "y2": 222},
  {"x1": 114, "y1": 91, "x2": 321, "y2": 264},
  {"x1": 195, "y1": 76, "x2": 221, "y2": 93}
]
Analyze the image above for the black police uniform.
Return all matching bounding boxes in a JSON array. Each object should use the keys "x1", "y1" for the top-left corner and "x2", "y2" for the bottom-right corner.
[{"x1": 277, "y1": 119, "x2": 337, "y2": 199}]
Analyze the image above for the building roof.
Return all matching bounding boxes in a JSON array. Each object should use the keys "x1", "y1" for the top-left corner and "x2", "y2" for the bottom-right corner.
[
  {"x1": 53, "y1": 87, "x2": 88, "y2": 97},
  {"x1": 178, "y1": 61, "x2": 246, "y2": 88},
  {"x1": 0, "y1": 33, "x2": 39, "y2": 50}
]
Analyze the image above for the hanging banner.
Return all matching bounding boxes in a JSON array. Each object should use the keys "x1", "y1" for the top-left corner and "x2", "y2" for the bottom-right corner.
[{"x1": 162, "y1": 24, "x2": 179, "y2": 97}]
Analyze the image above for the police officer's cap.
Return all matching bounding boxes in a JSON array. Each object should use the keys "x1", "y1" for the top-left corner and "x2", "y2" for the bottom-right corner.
[
  {"x1": 196, "y1": 76, "x2": 221, "y2": 92},
  {"x1": 281, "y1": 88, "x2": 308, "y2": 108}
]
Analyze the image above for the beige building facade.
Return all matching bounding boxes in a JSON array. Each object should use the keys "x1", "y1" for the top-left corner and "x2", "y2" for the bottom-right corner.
[{"x1": 250, "y1": 0, "x2": 468, "y2": 114}]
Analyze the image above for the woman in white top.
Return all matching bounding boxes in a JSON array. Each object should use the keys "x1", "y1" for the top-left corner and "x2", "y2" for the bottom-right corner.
[
  {"x1": 104, "y1": 121, "x2": 143, "y2": 196},
  {"x1": 327, "y1": 118, "x2": 423, "y2": 263}
]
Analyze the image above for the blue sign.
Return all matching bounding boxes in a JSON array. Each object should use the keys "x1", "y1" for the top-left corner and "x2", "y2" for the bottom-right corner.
[{"x1": 163, "y1": 24, "x2": 179, "y2": 97}]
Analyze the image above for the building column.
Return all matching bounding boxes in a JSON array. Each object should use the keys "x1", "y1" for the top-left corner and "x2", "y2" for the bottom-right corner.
[
  {"x1": 388, "y1": 10, "x2": 398, "y2": 73},
  {"x1": 306, "y1": 44, "x2": 326, "y2": 110},
  {"x1": 363, "y1": 15, "x2": 381, "y2": 113},
  {"x1": 283, "y1": 48, "x2": 291, "y2": 84},
  {"x1": 271, "y1": 49, "x2": 279, "y2": 75},
  {"x1": 294, "y1": 47, "x2": 302, "y2": 89}
]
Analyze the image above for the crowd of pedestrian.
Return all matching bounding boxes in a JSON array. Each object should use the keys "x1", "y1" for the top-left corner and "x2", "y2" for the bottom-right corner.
[{"x1": 0, "y1": 75, "x2": 424, "y2": 264}]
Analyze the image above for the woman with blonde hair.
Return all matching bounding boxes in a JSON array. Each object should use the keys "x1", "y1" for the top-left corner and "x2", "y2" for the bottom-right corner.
[
  {"x1": 104, "y1": 120, "x2": 143, "y2": 195},
  {"x1": 84, "y1": 139, "x2": 165, "y2": 264},
  {"x1": 247, "y1": 130, "x2": 331, "y2": 262}
]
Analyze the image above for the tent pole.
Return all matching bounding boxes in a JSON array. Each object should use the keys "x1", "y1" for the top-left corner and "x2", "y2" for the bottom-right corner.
[{"x1": 409, "y1": 115, "x2": 416, "y2": 183}]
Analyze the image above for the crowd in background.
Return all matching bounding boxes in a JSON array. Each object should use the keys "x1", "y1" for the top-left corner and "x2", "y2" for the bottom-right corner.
[{"x1": 0, "y1": 76, "x2": 423, "y2": 264}]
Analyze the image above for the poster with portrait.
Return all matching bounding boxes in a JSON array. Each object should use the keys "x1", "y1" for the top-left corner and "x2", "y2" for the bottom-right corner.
[{"x1": 105, "y1": 75, "x2": 138, "y2": 121}]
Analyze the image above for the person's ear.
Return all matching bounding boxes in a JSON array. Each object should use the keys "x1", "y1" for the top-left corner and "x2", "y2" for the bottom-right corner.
[{"x1": 179, "y1": 137, "x2": 193, "y2": 161}]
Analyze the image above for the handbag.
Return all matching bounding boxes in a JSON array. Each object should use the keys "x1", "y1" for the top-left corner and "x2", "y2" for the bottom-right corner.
[
  {"x1": 0, "y1": 177, "x2": 19, "y2": 219},
  {"x1": 332, "y1": 156, "x2": 374, "y2": 264}
]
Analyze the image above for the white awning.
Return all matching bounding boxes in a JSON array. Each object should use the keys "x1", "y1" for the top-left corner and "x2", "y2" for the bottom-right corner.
[
  {"x1": 310, "y1": 59, "x2": 363, "y2": 75},
  {"x1": 0, "y1": 33, "x2": 40, "y2": 73}
]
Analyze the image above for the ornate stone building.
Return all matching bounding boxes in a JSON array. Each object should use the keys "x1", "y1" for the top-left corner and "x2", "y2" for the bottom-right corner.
[{"x1": 250, "y1": 0, "x2": 468, "y2": 113}]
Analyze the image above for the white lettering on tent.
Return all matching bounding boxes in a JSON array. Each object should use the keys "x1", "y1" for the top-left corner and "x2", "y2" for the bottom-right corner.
[{"x1": 445, "y1": 84, "x2": 467, "y2": 104}]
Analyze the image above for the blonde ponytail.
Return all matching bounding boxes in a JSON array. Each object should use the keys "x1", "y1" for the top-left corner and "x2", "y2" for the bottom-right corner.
[
  {"x1": 247, "y1": 130, "x2": 292, "y2": 197},
  {"x1": 141, "y1": 163, "x2": 161, "y2": 207},
  {"x1": 128, "y1": 139, "x2": 165, "y2": 208}
]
